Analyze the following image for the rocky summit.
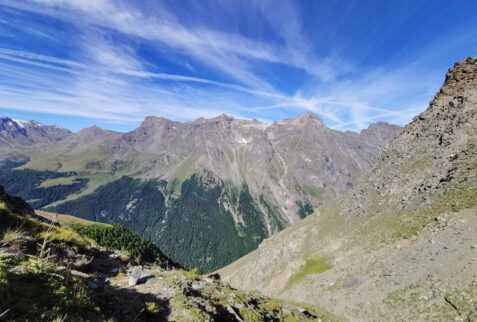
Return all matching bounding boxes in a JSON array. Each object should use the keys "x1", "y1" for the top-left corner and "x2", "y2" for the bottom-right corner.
[
  {"x1": 219, "y1": 57, "x2": 477, "y2": 321},
  {"x1": 0, "y1": 117, "x2": 71, "y2": 146},
  {"x1": 0, "y1": 112, "x2": 400, "y2": 273}
]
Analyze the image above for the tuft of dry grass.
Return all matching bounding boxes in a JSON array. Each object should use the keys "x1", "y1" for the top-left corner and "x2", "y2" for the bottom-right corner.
[{"x1": 1, "y1": 227, "x2": 28, "y2": 246}]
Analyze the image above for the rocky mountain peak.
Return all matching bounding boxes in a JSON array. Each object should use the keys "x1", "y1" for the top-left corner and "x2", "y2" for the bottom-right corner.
[
  {"x1": 280, "y1": 111, "x2": 325, "y2": 127},
  {"x1": 348, "y1": 56, "x2": 477, "y2": 216},
  {"x1": 0, "y1": 117, "x2": 71, "y2": 146},
  {"x1": 439, "y1": 57, "x2": 477, "y2": 96},
  {"x1": 199, "y1": 114, "x2": 235, "y2": 124},
  {"x1": 140, "y1": 116, "x2": 177, "y2": 128},
  {"x1": 403, "y1": 57, "x2": 476, "y2": 141},
  {"x1": 359, "y1": 122, "x2": 403, "y2": 143}
]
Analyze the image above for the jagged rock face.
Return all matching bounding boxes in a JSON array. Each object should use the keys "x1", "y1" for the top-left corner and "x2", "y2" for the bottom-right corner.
[
  {"x1": 0, "y1": 117, "x2": 71, "y2": 146},
  {"x1": 218, "y1": 57, "x2": 477, "y2": 321}
]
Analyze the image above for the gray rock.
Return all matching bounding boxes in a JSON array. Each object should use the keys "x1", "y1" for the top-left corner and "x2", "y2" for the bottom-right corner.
[
  {"x1": 341, "y1": 277, "x2": 360, "y2": 288},
  {"x1": 291, "y1": 306, "x2": 306, "y2": 315},
  {"x1": 226, "y1": 305, "x2": 244, "y2": 322},
  {"x1": 7, "y1": 265, "x2": 24, "y2": 275},
  {"x1": 191, "y1": 281, "x2": 205, "y2": 291},
  {"x1": 179, "y1": 275, "x2": 188, "y2": 284},
  {"x1": 128, "y1": 269, "x2": 141, "y2": 286},
  {"x1": 63, "y1": 249, "x2": 76, "y2": 258},
  {"x1": 71, "y1": 270, "x2": 90, "y2": 278}
]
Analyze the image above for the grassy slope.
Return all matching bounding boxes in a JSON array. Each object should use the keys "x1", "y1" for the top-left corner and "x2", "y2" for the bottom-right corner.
[{"x1": 35, "y1": 210, "x2": 111, "y2": 226}]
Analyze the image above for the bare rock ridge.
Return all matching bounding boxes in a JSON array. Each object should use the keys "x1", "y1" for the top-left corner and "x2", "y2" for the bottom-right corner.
[
  {"x1": 0, "y1": 117, "x2": 71, "y2": 146},
  {"x1": 218, "y1": 57, "x2": 477, "y2": 321},
  {"x1": 343, "y1": 56, "x2": 477, "y2": 218}
]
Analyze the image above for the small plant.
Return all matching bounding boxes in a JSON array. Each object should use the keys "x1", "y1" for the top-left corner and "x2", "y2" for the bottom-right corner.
[
  {"x1": 182, "y1": 268, "x2": 200, "y2": 281},
  {"x1": 23, "y1": 256, "x2": 66, "y2": 279},
  {"x1": 38, "y1": 213, "x2": 59, "y2": 258},
  {"x1": 0, "y1": 253, "x2": 18, "y2": 270}
]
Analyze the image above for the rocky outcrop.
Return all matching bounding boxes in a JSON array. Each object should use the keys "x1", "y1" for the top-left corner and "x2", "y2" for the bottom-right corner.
[{"x1": 341, "y1": 57, "x2": 477, "y2": 218}]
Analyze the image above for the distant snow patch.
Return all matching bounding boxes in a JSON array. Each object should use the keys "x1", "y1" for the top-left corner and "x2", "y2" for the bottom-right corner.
[
  {"x1": 13, "y1": 119, "x2": 27, "y2": 128},
  {"x1": 235, "y1": 137, "x2": 251, "y2": 144}
]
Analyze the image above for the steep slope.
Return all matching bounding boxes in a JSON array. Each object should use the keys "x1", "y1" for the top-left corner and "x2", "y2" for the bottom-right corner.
[
  {"x1": 0, "y1": 117, "x2": 71, "y2": 146},
  {"x1": 0, "y1": 187, "x2": 338, "y2": 321},
  {"x1": 0, "y1": 184, "x2": 34, "y2": 216},
  {"x1": 0, "y1": 114, "x2": 400, "y2": 273},
  {"x1": 219, "y1": 57, "x2": 477, "y2": 321}
]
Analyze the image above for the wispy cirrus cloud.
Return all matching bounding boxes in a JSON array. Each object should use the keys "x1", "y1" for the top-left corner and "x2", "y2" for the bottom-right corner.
[{"x1": 0, "y1": 0, "x2": 476, "y2": 132}]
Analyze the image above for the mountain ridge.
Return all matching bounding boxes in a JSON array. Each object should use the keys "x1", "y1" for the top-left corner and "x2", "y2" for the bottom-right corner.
[
  {"x1": 0, "y1": 117, "x2": 71, "y2": 146},
  {"x1": 0, "y1": 111, "x2": 401, "y2": 273}
]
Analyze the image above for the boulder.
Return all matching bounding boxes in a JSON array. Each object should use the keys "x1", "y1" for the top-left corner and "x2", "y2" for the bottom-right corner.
[{"x1": 128, "y1": 269, "x2": 141, "y2": 286}]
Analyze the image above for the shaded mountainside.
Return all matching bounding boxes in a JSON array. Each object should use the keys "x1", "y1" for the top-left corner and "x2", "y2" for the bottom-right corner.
[
  {"x1": 0, "y1": 184, "x2": 34, "y2": 216},
  {"x1": 0, "y1": 113, "x2": 401, "y2": 273},
  {"x1": 46, "y1": 174, "x2": 276, "y2": 273},
  {"x1": 0, "y1": 187, "x2": 338, "y2": 321},
  {"x1": 219, "y1": 57, "x2": 477, "y2": 321}
]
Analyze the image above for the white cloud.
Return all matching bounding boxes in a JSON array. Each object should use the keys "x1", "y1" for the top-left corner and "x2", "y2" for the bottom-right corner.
[{"x1": 1, "y1": 0, "x2": 472, "y2": 132}]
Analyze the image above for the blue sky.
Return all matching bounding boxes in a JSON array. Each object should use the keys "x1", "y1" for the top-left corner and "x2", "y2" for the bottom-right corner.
[{"x1": 0, "y1": 0, "x2": 476, "y2": 132}]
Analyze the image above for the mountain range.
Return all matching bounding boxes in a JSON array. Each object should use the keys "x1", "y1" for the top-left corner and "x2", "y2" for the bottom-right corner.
[
  {"x1": 0, "y1": 112, "x2": 401, "y2": 273},
  {"x1": 219, "y1": 57, "x2": 477, "y2": 321},
  {"x1": 0, "y1": 117, "x2": 71, "y2": 146},
  {"x1": 1, "y1": 57, "x2": 476, "y2": 321}
]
